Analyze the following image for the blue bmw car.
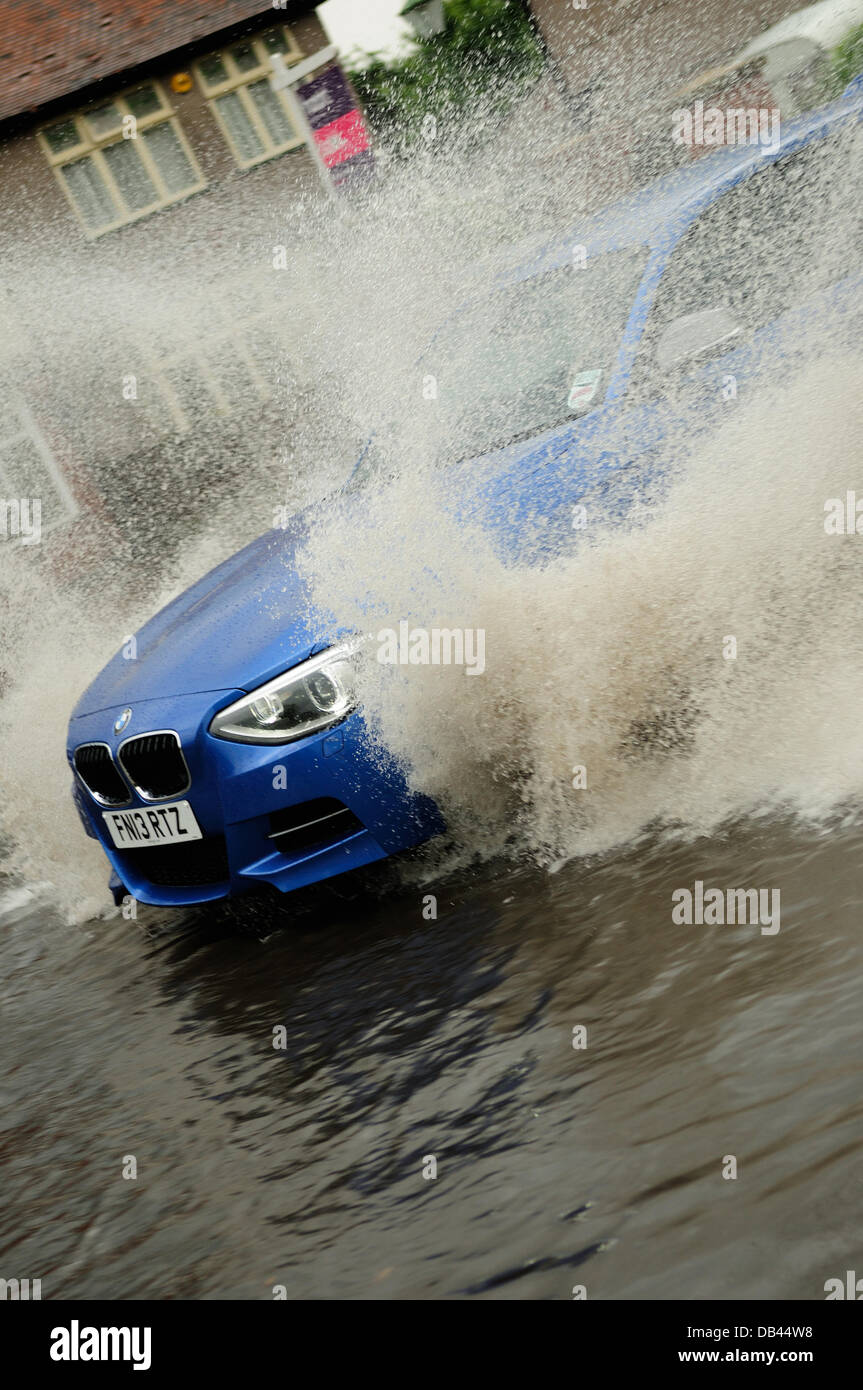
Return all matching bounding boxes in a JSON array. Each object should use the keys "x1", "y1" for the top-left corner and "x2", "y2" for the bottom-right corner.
[{"x1": 67, "y1": 83, "x2": 863, "y2": 909}]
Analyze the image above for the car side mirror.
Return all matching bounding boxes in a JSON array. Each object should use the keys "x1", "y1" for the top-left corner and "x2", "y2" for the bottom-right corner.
[{"x1": 655, "y1": 306, "x2": 743, "y2": 372}]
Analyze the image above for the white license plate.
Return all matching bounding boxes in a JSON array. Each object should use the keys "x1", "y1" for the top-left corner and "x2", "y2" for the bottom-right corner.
[{"x1": 103, "y1": 800, "x2": 203, "y2": 850}]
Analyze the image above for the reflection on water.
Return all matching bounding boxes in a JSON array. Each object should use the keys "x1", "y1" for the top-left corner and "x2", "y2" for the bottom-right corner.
[{"x1": 2, "y1": 815, "x2": 861, "y2": 1299}]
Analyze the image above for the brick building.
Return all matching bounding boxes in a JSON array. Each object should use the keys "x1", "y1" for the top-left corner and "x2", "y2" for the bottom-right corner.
[
  {"x1": 0, "y1": 2, "x2": 366, "y2": 571},
  {"x1": 529, "y1": 0, "x2": 809, "y2": 102},
  {"x1": 526, "y1": 0, "x2": 812, "y2": 195}
]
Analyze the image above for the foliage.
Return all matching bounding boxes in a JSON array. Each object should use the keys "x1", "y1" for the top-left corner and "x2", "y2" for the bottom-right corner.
[
  {"x1": 826, "y1": 23, "x2": 863, "y2": 97},
  {"x1": 346, "y1": 0, "x2": 544, "y2": 148}
]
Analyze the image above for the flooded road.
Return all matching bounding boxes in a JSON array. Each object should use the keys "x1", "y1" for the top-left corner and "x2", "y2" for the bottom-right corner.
[{"x1": 3, "y1": 813, "x2": 861, "y2": 1301}]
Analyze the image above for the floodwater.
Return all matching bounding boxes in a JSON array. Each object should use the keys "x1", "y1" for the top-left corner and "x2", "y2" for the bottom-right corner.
[{"x1": 2, "y1": 810, "x2": 862, "y2": 1300}]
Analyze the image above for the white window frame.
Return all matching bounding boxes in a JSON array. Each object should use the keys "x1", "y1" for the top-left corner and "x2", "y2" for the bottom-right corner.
[
  {"x1": 131, "y1": 312, "x2": 274, "y2": 436},
  {"x1": 195, "y1": 26, "x2": 305, "y2": 169},
  {"x1": 38, "y1": 82, "x2": 206, "y2": 239},
  {"x1": 0, "y1": 402, "x2": 78, "y2": 536}
]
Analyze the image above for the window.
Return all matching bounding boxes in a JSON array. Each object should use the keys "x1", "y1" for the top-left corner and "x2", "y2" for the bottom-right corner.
[
  {"x1": 39, "y1": 83, "x2": 205, "y2": 237},
  {"x1": 131, "y1": 303, "x2": 276, "y2": 436},
  {"x1": 195, "y1": 25, "x2": 304, "y2": 169},
  {"x1": 630, "y1": 125, "x2": 863, "y2": 398}
]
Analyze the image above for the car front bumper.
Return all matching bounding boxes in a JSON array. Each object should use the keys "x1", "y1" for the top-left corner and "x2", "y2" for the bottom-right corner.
[{"x1": 68, "y1": 689, "x2": 444, "y2": 908}]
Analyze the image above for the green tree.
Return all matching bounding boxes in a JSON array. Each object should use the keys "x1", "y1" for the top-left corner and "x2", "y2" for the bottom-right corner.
[
  {"x1": 829, "y1": 22, "x2": 863, "y2": 93},
  {"x1": 347, "y1": 0, "x2": 544, "y2": 150}
]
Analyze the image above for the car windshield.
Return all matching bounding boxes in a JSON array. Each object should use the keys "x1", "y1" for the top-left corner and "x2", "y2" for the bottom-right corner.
[
  {"x1": 345, "y1": 245, "x2": 648, "y2": 489},
  {"x1": 426, "y1": 245, "x2": 648, "y2": 461}
]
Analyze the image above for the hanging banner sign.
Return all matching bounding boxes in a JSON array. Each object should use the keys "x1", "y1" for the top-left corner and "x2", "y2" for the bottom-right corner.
[{"x1": 295, "y1": 65, "x2": 374, "y2": 187}]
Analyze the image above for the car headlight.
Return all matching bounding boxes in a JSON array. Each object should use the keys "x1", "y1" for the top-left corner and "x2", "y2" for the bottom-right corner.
[{"x1": 209, "y1": 642, "x2": 360, "y2": 744}]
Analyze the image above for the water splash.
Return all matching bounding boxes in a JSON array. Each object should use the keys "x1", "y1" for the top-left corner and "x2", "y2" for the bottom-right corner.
[{"x1": 1, "y1": 72, "x2": 861, "y2": 920}]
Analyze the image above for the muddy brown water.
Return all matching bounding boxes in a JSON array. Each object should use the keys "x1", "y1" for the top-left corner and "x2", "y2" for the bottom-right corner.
[{"x1": 2, "y1": 815, "x2": 861, "y2": 1300}]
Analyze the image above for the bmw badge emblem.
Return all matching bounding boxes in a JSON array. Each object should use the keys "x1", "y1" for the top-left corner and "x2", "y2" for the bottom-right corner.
[{"x1": 114, "y1": 708, "x2": 132, "y2": 736}]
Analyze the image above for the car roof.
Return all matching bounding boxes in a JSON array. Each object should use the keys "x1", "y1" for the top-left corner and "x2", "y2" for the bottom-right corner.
[{"x1": 490, "y1": 86, "x2": 863, "y2": 288}]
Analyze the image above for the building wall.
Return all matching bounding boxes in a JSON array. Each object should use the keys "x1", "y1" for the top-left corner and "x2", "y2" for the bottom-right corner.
[
  {"x1": 530, "y1": 0, "x2": 807, "y2": 104},
  {"x1": 522, "y1": 0, "x2": 818, "y2": 208},
  {"x1": 0, "y1": 7, "x2": 350, "y2": 570},
  {"x1": 0, "y1": 8, "x2": 332, "y2": 247}
]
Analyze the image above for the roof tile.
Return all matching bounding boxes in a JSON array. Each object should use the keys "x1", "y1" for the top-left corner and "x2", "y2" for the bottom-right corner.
[{"x1": 0, "y1": 1, "x2": 298, "y2": 122}]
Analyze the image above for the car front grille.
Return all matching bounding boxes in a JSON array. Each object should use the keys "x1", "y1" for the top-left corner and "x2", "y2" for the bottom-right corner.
[
  {"x1": 118, "y1": 732, "x2": 190, "y2": 801},
  {"x1": 73, "y1": 743, "x2": 130, "y2": 806},
  {"x1": 118, "y1": 836, "x2": 229, "y2": 888},
  {"x1": 268, "y1": 798, "x2": 364, "y2": 856}
]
